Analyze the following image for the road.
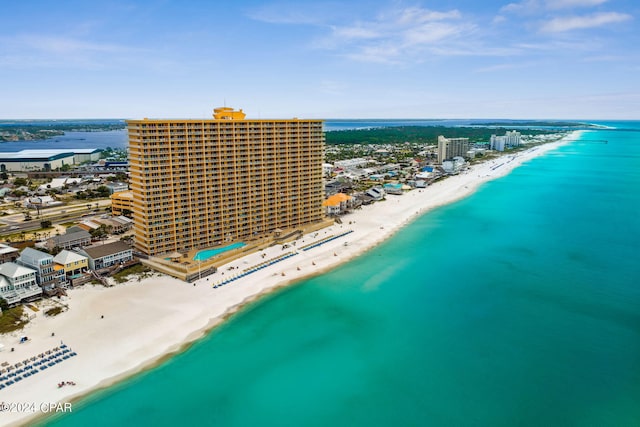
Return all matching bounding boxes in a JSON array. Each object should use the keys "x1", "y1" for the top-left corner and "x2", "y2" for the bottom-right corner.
[{"x1": 0, "y1": 199, "x2": 112, "y2": 236}]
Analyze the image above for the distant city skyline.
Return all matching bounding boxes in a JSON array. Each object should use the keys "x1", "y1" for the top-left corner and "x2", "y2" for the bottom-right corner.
[{"x1": 1, "y1": 0, "x2": 638, "y2": 119}]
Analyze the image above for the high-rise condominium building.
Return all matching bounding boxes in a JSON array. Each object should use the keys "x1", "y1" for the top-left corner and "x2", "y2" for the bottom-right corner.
[
  {"x1": 490, "y1": 130, "x2": 521, "y2": 152},
  {"x1": 128, "y1": 107, "x2": 325, "y2": 256},
  {"x1": 437, "y1": 136, "x2": 470, "y2": 163}
]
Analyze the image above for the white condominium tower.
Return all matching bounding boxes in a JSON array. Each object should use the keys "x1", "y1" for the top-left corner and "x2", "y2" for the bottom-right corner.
[{"x1": 490, "y1": 130, "x2": 522, "y2": 151}]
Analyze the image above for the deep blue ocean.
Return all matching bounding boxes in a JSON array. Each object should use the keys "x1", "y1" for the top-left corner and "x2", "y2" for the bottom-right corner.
[{"x1": 38, "y1": 121, "x2": 639, "y2": 426}]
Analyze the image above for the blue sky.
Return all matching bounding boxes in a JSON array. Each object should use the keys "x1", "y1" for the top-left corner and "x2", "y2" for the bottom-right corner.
[{"x1": 1, "y1": 0, "x2": 638, "y2": 119}]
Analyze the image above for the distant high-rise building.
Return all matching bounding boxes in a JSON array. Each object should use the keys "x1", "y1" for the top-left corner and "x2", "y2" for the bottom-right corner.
[
  {"x1": 128, "y1": 107, "x2": 325, "y2": 256},
  {"x1": 437, "y1": 136, "x2": 470, "y2": 163},
  {"x1": 490, "y1": 130, "x2": 521, "y2": 151}
]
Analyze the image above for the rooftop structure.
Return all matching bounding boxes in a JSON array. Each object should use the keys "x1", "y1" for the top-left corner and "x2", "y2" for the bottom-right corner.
[
  {"x1": 17, "y1": 247, "x2": 65, "y2": 292},
  {"x1": 0, "y1": 149, "x2": 101, "y2": 172},
  {"x1": 46, "y1": 229, "x2": 92, "y2": 251},
  {"x1": 366, "y1": 187, "x2": 385, "y2": 201},
  {"x1": 53, "y1": 250, "x2": 89, "y2": 280},
  {"x1": 53, "y1": 249, "x2": 88, "y2": 266},
  {"x1": 76, "y1": 241, "x2": 133, "y2": 271},
  {"x1": 128, "y1": 107, "x2": 325, "y2": 256},
  {"x1": 0, "y1": 243, "x2": 19, "y2": 265},
  {"x1": 322, "y1": 193, "x2": 353, "y2": 216},
  {"x1": 0, "y1": 262, "x2": 42, "y2": 305},
  {"x1": 111, "y1": 191, "x2": 134, "y2": 216},
  {"x1": 442, "y1": 157, "x2": 467, "y2": 174},
  {"x1": 333, "y1": 158, "x2": 370, "y2": 169},
  {"x1": 105, "y1": 182, "x2": 128, "y2": 194},
  {"x1": 213, "y1": 107, "x2": 247, "y2": 120}
]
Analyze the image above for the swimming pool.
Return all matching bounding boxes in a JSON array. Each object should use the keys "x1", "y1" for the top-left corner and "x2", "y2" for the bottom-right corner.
[{"x1": 193, "y1": 242, "x2": 246, "y2": 262}]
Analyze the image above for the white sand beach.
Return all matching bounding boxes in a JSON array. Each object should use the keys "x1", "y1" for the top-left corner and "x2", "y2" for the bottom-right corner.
[{"x1": 0, "y1": 133, "x2": 578, "y2": 426}]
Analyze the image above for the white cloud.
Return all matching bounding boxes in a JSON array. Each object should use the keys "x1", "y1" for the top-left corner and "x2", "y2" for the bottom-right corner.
[
  {"x1": 474, "y1": 61, "x2": 537, "y2": 72},
  {"x1": 394, "y1": 7, "x2": 462, "y2": 24},
  {"x1": 514, "y1": 38, "x2": 605, "y2": 51},
  {"x1": 342, "y1": 43, "x2": 403, "y2": 64},
  {"x1": 501, "y1": 0, "x2": 609, "y2": 14},
  {"x1": 331, "y1": 25, "x2": 380, "y2": 40},
  {"x1": 251, "y1": 4, "x2": 540, "y2": 62},
  {"x1": 546, "y1": 0, "x2": 609, "y2": 10},
  {"x1": 16, "y1": 35, "x2": 127, "y2": 55},
  {"x1": 540, "y1": 12, "x2": 632, "y2": 32},
  {"x1": 247, "y1": 2, "x2": 344, "y2": 25},
  {"x1": 501, "y1": 0, "x2": 541, "y2": 15},
  {"x1": 252, "y1": 2, "x2": 632, "y2": 64},
  {"x1": 0, "y1": 33, "x2": 180, "y2": 72},
  {"x1": 404, "y1": 21, "x2": 467, "y2": 44},
  {"x1": 316, "y1": 6, "x2": 484, "y2": 63},
  {"x1": 493, "y1": 15, "x2": 507, "y2": 24},
  {"x1": 581, "y1": 54, "x2": 625, "y2": 62}
]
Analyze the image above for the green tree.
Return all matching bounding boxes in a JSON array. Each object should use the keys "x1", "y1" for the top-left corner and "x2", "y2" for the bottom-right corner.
[
  {"x1": 95, "y1": 186, "x2": 111, "y2": 198},
  {"x1": 90, "y1": 224, "x2": 109, "y2": 239},
  {"x1": 0, "y1": 297, "x2": 8, "y2": 311},
  {"x1": 13, "y1": 177, "x2": 28, "y2": 186}
]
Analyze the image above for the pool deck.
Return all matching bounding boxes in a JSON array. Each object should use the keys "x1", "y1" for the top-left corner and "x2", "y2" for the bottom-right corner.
[
  {"x1": 141, "y1": 219, "x2": 334, "y2": 282},
  {"x1": 193, "y1": 242, "x2": 247, "y2": 262}
]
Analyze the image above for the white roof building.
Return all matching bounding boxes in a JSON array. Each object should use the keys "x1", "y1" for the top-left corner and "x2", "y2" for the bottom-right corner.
[
  {"x1": 0, "y1": 149, "x2": 101, "y2": 172},
  {"x1": 53, "y1": 250, "x2": 88, "y2": 266},
  {"x1": 0, "y1": 262, "x2": 42, "y2": 304},
  {"x1": 38, "y1": 177, "x2": 82, "y2": 191},
  {"x1": 334, "y1": 158, "x2": 370, "y2": 168}
]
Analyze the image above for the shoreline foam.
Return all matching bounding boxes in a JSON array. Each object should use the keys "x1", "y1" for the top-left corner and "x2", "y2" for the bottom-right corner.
[{"x1": 1, "y1": 132, "x2": 581, "y2": 426}]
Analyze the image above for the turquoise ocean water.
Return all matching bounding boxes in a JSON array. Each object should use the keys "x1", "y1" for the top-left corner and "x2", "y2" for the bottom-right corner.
[{"x1": 43, "y1": 122, "x2": 639, "y2": 426}]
